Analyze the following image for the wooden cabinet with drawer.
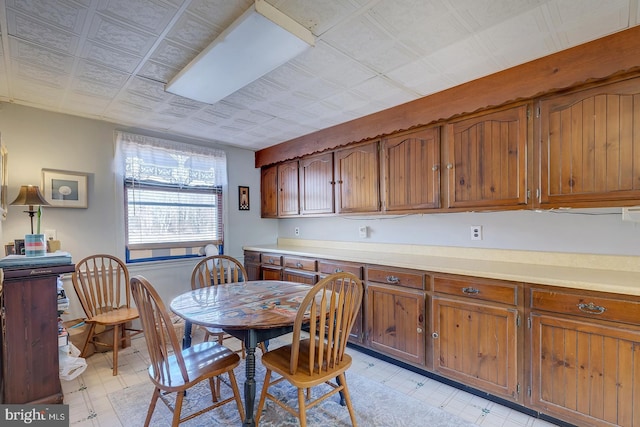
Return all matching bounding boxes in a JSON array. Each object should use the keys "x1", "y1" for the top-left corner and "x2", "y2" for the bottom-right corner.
[
  {"x1": 282, "y1": 255, "x2": 317, "y2": 285},
  {"x1": 319, "y1": 260, "x2": 364, "y2": 343},
  {"x1": 432, "y1": 274, "x2": 523, "y2": 402},
  {"x1": 260, "y1": 253, "x2": 283, "y2": 280},
  {"x1": 365, "y1": 266, "x2": 427, "y2": 366},
  {"x1": 527, "y1": 285, "x2": 640, "y2": 427}
]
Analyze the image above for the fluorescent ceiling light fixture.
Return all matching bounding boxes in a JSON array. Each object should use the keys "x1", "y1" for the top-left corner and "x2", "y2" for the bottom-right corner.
[{"x1": 165, "y1": 0, "x2": 314, "y2": 104}]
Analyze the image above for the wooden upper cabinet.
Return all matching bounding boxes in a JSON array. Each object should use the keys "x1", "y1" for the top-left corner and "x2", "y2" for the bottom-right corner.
[
  {"x1": 334, "y1": 141, "x2": 380, "y2": 213},
  {"x1": 538, "y1": 77, "x2": 640, "y2": 207},
  {"x1": 260, "y1": 164, "x2": 278, "y2": 218},
  {"x1": 445, "y1": 104, "x2": 528, "y2": 209},
  {"x1": 382, "y1": 127, "x2": 441, "y2": 211},
  {"x1": 277, "y1": 160, "x2": 299, "y2": 216},
  {"x1": 299, "y1": 152, "x2": 334, "y2": 215}
]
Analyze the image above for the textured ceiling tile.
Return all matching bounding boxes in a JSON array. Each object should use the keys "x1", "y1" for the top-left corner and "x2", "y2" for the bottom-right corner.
[
  {"x1": 148, "y1": 40, "x2": 198, "y2": 70},
  {"x1": 165, "y1": 12, "x2": 221, "y2": 51},
  {"x1": 7, "y1": 11, "x2": 79, "y2": 54},
  {"x1": 205, "y1": 101, "x2": 245, "y2": 119},
  {"x1": 386, "y1": 58, "x2": 457, "y2": 96},
  {"x1": 322, "y1": 15, "x2": 418, "y2": 73},
  {"x1": 12, "y1": 60, "x2": 68, "y2": 87},
  {"x1": 9, "y1": 38, "x2": 73, "y2": 73},
  {"x1": 264, "y1": 63, "x2": 318, "y2": 92},
  {"x1": 545, "y1": 0, "x2": 631, "y2": 47},
  {"x1": 6, "y1": 0, "x2": 88, "y2": 32},
  {"x1": 351, "y1": 76, "x2": 419, "y2": 107},
  {"x1": 186, "y1": 0, "x2": 252, "y2": 28},
  {"x1": 82, "y1": 41, "x2": 142, "y2": 73},
  {"x1": 426, "y1": 37, "x2": 500, "y2": 86},
  {"x1": 118, "y1": 91, "x2": 163, "y2": 109},
  {"x1": 270, "y1": 0, "x2": 359, "y2": 35},
  {"x1": 76, "y1": 60, "x2": 130, "y2": 87},
  {"x1": 126, "y1": 77, "x2": 169, "y2": 101},
  {"x1": 450, "y1": 0, "x2": 547, "y2": 31},
  {"x1": 87, "y1": 14, "x2": 156, "y2": 55},
  {"x1": 368, "y1": 0, "x2": 470, "y2": 55},
  {"x1": 138, "y1": 61, "x2": 180, "y2": 83},
  {"x1": 96, "y1": 0, "x2": 178, "y2": 34},
  {"x1": 291, "y1": 41, "x2": 376, "y2": 88},
  {"x1": 72, "y1": 78, "x2": 121, "y2": 99}
]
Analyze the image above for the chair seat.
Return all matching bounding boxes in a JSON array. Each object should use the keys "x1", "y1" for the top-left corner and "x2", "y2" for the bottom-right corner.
[
  {"x1": 88, "y1": 307, "x2": 139, "y2": 325},
  {"x1": 148, "y1": 341, "x2": 240, "y2": 392},
  {"x1": 261, "y1": 339, "x2": 352, "y2": 388}
]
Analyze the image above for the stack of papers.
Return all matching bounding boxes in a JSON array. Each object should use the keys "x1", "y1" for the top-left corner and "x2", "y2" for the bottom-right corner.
[{"x1": 0, "y1": 251, "x2": 73, "y2": 268}]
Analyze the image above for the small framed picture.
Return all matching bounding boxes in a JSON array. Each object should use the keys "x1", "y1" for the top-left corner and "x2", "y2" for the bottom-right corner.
[
  {"x1": 14, "y1": 239, "x2": 24, "y2": 255},
  {"x1": 41, "y1": 169, "x2": 88, "y2": 208},
  {"x1": 4, "y1": 243, "x2": 15, "y2": 256},
  {"x1": 239, "y1": 186, "x2": 250, "y2": 211}
]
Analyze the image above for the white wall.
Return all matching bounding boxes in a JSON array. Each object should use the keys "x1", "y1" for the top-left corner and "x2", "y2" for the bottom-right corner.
[
  {"x1": 278, "y1": 207, "x2": 640, "y2": 257},
  {"x1": 0, "y1": 102, "x2": 278, "y2": 320}
]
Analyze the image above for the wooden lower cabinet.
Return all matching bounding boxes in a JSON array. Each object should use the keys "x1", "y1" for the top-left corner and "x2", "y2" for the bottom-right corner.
[
  {"x1": 366, "y1": 281, "x2": 426, "y2": 366},
  {"x1": 530, "y1": 313, "x2": 640, "y2": 426},
  {"x1": 432, "y1": 296, "x2": 520, "y2": 400},
  {"x1": 244, "y1": 251, "x2": 261, "y2": 281}
]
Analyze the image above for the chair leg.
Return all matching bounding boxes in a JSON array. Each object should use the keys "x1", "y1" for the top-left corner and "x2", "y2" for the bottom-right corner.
[
  {"x1": 172, "y1": 390, "x2": 185, "y2": 427},
  {"x1": 297, "y1": 387, "x2": 307, "y2": 427},
  {"x1": 208, "y1": 377, "x2": 218, "y2": 402},
  {"x1": 80, "y1": 323, "x2": 96, "y2": 358},
  {"x1": 228, "y1": 369, "x2": 245, "y2": 421},
  {"x1": 112, "y1": 324, "x2": 120, "y2": 376},
  {"x1": 144, "y1": 387, "x2": 161, "y2": 427},
  {"x1": 338, "y1": 373, "x2": 358, "y2": 427},
  {"x1": 255, "y1": 369, "x2": 272, "y2": 425}
]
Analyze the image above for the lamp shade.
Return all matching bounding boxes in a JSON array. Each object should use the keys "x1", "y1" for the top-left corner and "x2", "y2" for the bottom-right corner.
[{"x1": 10, "y1": 185, "x2": 50, "y2": 207}]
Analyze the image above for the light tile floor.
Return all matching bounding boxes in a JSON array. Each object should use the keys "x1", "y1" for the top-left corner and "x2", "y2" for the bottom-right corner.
[{"x1": 61, "y1": 330, "x2": 561, "y2": 427}]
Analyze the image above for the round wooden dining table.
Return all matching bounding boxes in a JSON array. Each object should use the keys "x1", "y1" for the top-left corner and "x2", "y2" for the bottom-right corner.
[{"x1": 169, "y1": 280, "x2": 313, "y2": 427}]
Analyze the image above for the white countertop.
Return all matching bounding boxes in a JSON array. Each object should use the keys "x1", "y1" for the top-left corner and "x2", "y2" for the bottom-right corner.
[{"x1": 243, "y1": 239, "x2": 640, "y2": 296}]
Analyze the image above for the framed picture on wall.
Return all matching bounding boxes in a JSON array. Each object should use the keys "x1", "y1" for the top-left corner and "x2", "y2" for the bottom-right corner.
[
  {"x1": 239, "y1": 186, "x2": 250, "y2": 210},
  {"x1": 41, "y1": 169, "x2": 88, "y2": 208}
]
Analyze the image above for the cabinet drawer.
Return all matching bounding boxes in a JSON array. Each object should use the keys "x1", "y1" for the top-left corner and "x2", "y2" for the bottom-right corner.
[
  {"x1": 244, "y1": 251, "x2": 260, "y2": 264},
  {"x1": 318, "y1": 261, "x2": 363, "y2": 278},
  {"x1": 434, "y1": 276, "x2": 518, "y2": 306},
  {"x1": 367, "y1": 267, "x2": 425, "y2": 290},
  {"x1": 529, "y1": 287, "x2": 640, "y2": 325},
  {"x1": 283, "y1": 256, "x2": 316, "y2": 272},
  {"x1": 261, "y1": 253, "x2": 282, "y2": 266}
]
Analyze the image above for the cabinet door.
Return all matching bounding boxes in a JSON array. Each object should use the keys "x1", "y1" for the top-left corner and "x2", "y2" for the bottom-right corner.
[
  {"x1": 366, "y1": 283, "x2": 425, "y2": 366},
  {"x1": 530, "y1": 313, "x2": 640, "y2": 426},
  {"x1": 261, "y1": 266, "x2": 282, "y2": 280},
  {"x1": 282, "y1": 270, "x2": 317, "y2": 285},
  {"x1": 300, "y1": 152, "x2": 334, "y2": 215},
  {"x1": 277, "y1": 160, "x2": 299, "y2": 216},
  {"x1": 432, "y1": 296, "x2": 519, "y2": 401},
  {"x1": 382, "y1": 127, "x2": 441, "y2": 211},
  {"x1": 260, "y1": 165, "x2": 278, "y2": 218},
  {"x1": 319, "y1": 260, "x2": 364, "y2": 343},
  {"x1": 539, "y1": 77, "x2": 640, "y2": 207},
  {"x1": 446, "y1": 104, "x2": 528, "y2": 209},
  {"x1": 334, "y1": 142, "x2": 380, "y2": 213}
]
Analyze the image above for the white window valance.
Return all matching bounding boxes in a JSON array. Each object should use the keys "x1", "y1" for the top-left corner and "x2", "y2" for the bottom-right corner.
[{"x1": 114, "y1": 131, "x2": 227, "y2": 188}]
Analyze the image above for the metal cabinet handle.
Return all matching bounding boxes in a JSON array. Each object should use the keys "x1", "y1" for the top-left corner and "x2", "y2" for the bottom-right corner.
[
  {"x1": 268, "y1": 258, "x2": 275, "y2": 264},
  {"x1": 334, "y1": 268, "x2": 343, "y2": 273},
  {"x1": 432, "y1": 165, "x2": 439, "y2": 171},
  {"x1": 462, "y1": 287, "x2": 480, "y2": 295},
  {"x1": 446, "y1": 163, "x2": 453, "y2": 169},
  {"x1": 296, "y1": 262, "x2": 303, "y2": 268},
  {"x1": 432, "y1": 332, "x2": 439, "y2": 338},
  {"x1": 386, "y1": 275, "x2": 400, "y2": 284},
  {"x1": 417, "y1": 327, "x2": 423, "y2": 333},
  {"x1": 577, "y1": 302, "x2": 606, "y2": 315}
]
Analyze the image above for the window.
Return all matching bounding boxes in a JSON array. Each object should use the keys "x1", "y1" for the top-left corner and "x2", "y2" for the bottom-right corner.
[{"x1": 115, "y1": 132, "x2": 227, "y2": 262}]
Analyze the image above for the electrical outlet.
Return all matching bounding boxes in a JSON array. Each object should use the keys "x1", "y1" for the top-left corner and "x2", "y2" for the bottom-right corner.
[
  {"x1": 294, "y1": 227, "x2": 300, "y2": 236},
  {"x1": 359, "y1": 226, "x2": 368, "y2": 238},
  {"x1": 470, "y1": 225, "x2": 483, "y2": 241}
]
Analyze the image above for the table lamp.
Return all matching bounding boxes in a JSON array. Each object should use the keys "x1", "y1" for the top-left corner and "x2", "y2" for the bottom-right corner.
[{"x1": 10, "y1": 185, "x2": 50, "y2": 234}]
